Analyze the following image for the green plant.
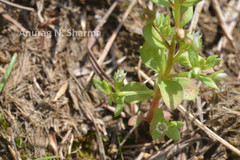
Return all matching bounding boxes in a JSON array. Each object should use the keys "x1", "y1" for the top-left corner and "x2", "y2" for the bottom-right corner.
[{"x1": 93, "y1": 0, "x2": 226, "y2": 141}]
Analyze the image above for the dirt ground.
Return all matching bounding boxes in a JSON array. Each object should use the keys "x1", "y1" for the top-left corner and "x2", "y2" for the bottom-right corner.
[{"x1": 0, "y1": 0, "x2": 240, "y2": 160}]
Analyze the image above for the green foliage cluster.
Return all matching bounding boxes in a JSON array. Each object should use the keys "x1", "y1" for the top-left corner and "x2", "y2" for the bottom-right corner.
[{"x1": 94, "y1": 0, "x2": 226, "y2": 141}]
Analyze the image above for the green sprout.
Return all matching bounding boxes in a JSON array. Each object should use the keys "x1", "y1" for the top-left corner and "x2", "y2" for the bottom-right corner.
[{"x1": 93, "y1": 0, "x2": 226, "y2": 141}]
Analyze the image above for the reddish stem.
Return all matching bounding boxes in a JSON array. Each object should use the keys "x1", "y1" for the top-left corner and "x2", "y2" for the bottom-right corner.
[
  {"x1": 152, "y1": 23, "x2": 170, "y2": 48},
  {"x1": 147, "y1": 90, "x2": 161, "y2": 124},
  {"x1": 179, "y1": 0, "x2": 186, "y2": 4},
  {"x1": 168, "y1": 0, "x2": 175, "y2": 7}
]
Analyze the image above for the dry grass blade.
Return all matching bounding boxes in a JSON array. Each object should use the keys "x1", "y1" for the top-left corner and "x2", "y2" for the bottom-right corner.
[
  {"x1": 54, "y1": 81, "x2": 68, "y2": 101},
  {"x1": 87, "y1": 1, "x2": 118, "y2": 84},
  {"x1": 217, "y1": 0, "x2": 240, "y2": 51},
  {"x1": 102, "y1": 104, "x2": 127, "y2": 118},
  {"x1": 0, "y1": 8, "x2": 27, "y2": 32},
  {"x1": 70, "y1": 70, "x2": 107, "y2": 160},
  {"x1": 77, "y1": 92, "x2": 106, "y2": 160},
  {"x1": 211, "y1": 0, "x2": 237, "y2": 53},
  {"x1": 87, "y1": 1, "x2": 118, "y2": 50},
  {"x1": 177, "y1": 104, "x2": 240, "y2": 157},
  {"x1": 189, "y1": 0, "x2": 206, "y2": 33},
  {"x1": 87, "y1": 0, "x2": 137, "y2": 85},
  {"x1": 98, "y1": 0, "x2": 137, "y2": 66},
  {"x1": 0, "y1": 0, "x2": 34, "y2": 11},
  {"x1": 8, "y1": 145, "x2": 22, "y2": 160},
  {"x1": 49, "y1": 131, "x2": 58, "y2": 157}
]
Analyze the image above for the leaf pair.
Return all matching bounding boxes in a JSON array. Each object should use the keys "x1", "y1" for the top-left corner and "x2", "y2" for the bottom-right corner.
[
  {"x1": 150, "y1": 108, "x2": 185, "y2": 140},
  {"x1": 94, "y1": 77, "x2": 154, "y2": 117},
  {"x1": 93, "y1": 79, "x2": 112, "y2": 95},
  {"x1": 114, "y1": 82, "x2": 154, "y2": 116}
]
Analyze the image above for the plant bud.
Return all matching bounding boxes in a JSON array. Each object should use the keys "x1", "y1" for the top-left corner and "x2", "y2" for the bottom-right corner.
[
  {"x1": 212, "y1": 73, "x2": 227, "y2": 82},
  {"x1": 192, "y1": 30, "x2": 202, "y2": 50},
  {"x1": 114, "y1": 69, "x2": 127, "y2": 82},
  {"x1": 176, "y1": 28, "x2": 185, "y2": 40},
  {"x1": 193, "y1": 67, "x2": 201, "y2": 77}
]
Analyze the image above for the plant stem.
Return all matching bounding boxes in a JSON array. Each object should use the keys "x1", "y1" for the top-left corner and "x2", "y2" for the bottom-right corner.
[
  {"x1": 147, "y1": 1, "x2": 181, "y2": 124},
  {"x1": 147, "y1": 88, "x2": 161, "y2": 124},
  {"x1": 163, "y1": 35, "x2": 176, "y2": 78},
  {"x1": 174, "y1": 0, "x2": 181, "y2": 28},
  {"x1": 163, "y1": 0, "x2": 180, "y2": 78}
]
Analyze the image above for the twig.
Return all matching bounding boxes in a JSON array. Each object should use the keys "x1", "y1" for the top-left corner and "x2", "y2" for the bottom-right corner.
[
  {"x1": 75, "y1": 82, "x2": 106, "y2": 160},
  {"x1": 87, "y1": 0, "x2": 137, "y2": 85},
  {"x1": 87, "y1": 1, "x2": 118, "y2": 84},
  {"x1": 102, "y1": 104, "x2": 127, "y2": 118},
  {"x1": 177, "y1": 104, "x2": 240, "y2": 156},
  {"x1": 137, "y1": 59, "x2": 143, "y2": 83},
  {"x1": 189, "y1": 0, "x2": 206, "y2": 33},
  {"x1": 114, "y1": 122, "x2": 141, "y2": 158},
  {"x1": 196, "y1": 96, "x2": 204, "y2": 123},
  {"x1": 211, "y1": 0, "x2": 237, "y2": 53},
  {"x1": 135, "y1": 67, "x2": 154, "y2": 86},
  {"x1": 217, "y1": 0, "x2": 240, "y2": 51},
  {"x1": 98, "y1": 0, "x2": 137, "y2": 66},
  {"x1": 122, "y1": 143, "x2": 152, "y2": 149},
  {"x1": 0, "y1": 8, "x2": 27, "y2": 32},
  {"x1": 0, "y1": 0, "x2": 34, "y2": 11}
]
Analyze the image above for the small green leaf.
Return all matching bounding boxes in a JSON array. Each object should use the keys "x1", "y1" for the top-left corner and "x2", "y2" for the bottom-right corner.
[
  {"x1": 109, "y1": 94, "x2": 113, "y2": 105},
  {"x1": 176, "y1": 121, "x2": 185, "y2": 128},
  {"x1": 143, "y1": 14, "x2": 172, "y2": 49},
  {"x1": 170, "y1": 121, "x2": 177, "y2": 127},
  {"x1": 180, "y1": 0, "x2": 202, "y2": 7},
  {"x1": 165, "y1": 127, "x2": 180, "y2": 140},
  {"x1": 203, "y1": 55, "x2": 221, "y2": 70},
  {"x1": 198, "y1": 57, "x2": 206, "y2": 69},
  {"x1": 176, "y1": 78, "x2": 199, "y2": 100},
  {"x1": 35, "y1": 156, "x2": 61, "y2": 160},
  {"x1": 102, "y1": 80, "x2": 112, "y2": 95},
  {"x1": 174, "y1": 52, "x2": 191, "y2": 67},
  {"x1": 143, "y1": 24, "x2": 166, "y2": 49},
  {"x1": 173, "y1": 6, "x2": 193, "y2": 27},
  {"x1": 114, "y1": 96, "x2": 125, "y2": 117},
  {"x1": 152, "y1": 129, "x2": 163, "y2": 140},
  {"x1": 180, "y1": 6, "x2": 193, "y2": 27},
  {"x1": 153, "y1": 108, "x2": 165, "y2": 122},
  {"x1": 188, "y1": 67, "x2": 201, "y2": 78},
  {"x1": 152, "y1": 0, "x2": 171, "y2": 7},
  {"x1": 93, "y1": 78, "x2": 108, "y2": 95},
  {"x1": 141, "y1": 42, "x2": 166, "y2": 73},
  {"x1": 198, "y1": 75, "x2": 219, "y2": 90},
  {"x1": 158, "y1": 80, "x2": 184, "y2": 110},
  {"x1": 150, "y1": 108, "x2": 166, "y2": 139},
  {"x1": 188, "y1": 49, "x2": 198, "y2": 67},
  {"x1": 120, "y1": 82, "x2": 153, "y2": 104}
]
